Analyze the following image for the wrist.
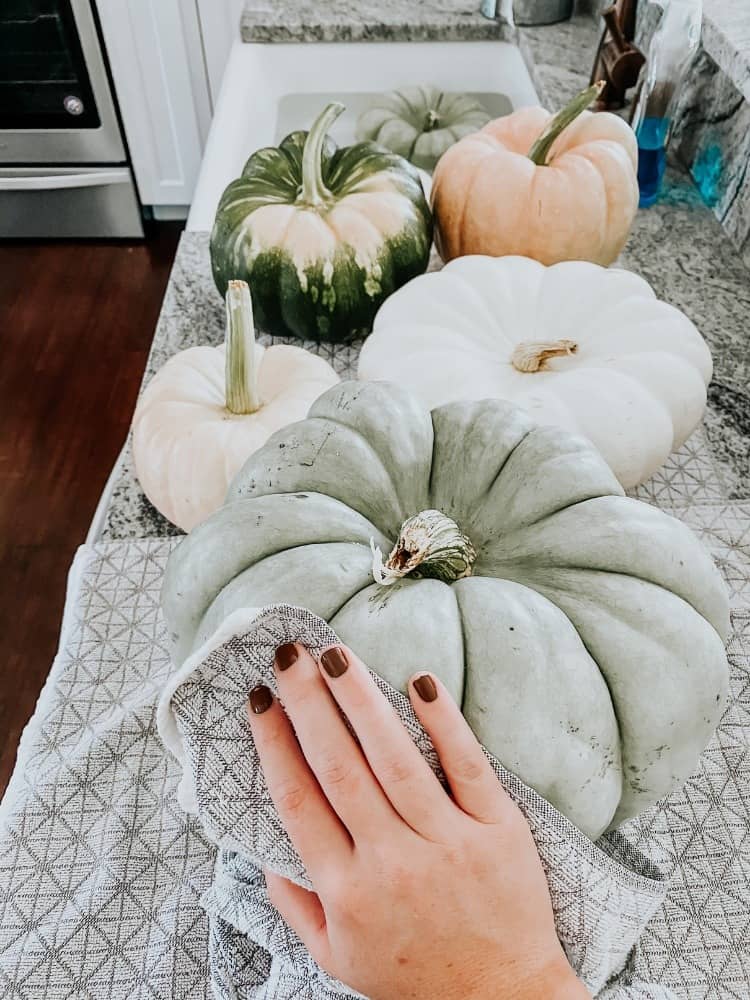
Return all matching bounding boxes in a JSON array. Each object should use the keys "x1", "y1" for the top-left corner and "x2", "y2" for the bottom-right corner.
[
  {"x1": 514, "y1": 953, "x2": 591, "y2": 1000},
  {"x1": 443, "y1": 950, "x2": 590, "y2": 1000}
]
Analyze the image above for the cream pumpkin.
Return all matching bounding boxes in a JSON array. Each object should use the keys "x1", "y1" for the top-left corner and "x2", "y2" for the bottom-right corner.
[
  {"x1": 431, "y1": 82, "x2": 639, "y2": 266},
  {"x1": 133, "y1": 281, "x2": 339, "y2": 532},
  {"x1": 358, "y1": 255, "x2": 712, "y2": 489}
]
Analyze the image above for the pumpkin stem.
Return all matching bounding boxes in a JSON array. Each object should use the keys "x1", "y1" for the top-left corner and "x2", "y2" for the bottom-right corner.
[
  {"x1": 299, "y1": 102, "x2": 345, "y2": 207},
  {"x1": 423, "y1": 108, "x2": 441, "y2": 133},
  {"x1": 371, "y1": 509, "x2": 476, "y2": 586},
  {"x1": 511, "y1": 338, "x2": 578, "y2": 373},
  {"x1": 225, "y1": 280, "x2": 261, "y2": 415},
  {"x1": 527, "y1": 81, "x2": 605, "y2": 166}
]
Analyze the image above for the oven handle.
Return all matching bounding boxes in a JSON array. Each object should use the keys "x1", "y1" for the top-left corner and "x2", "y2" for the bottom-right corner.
[{"x1": 0, "y1": 169, "x2": 131, "y2": 191}]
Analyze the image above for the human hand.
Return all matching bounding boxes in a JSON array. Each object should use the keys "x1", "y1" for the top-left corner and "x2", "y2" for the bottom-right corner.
[{"x1": 247, "y1": 643, "x2": 591, "y2": 1000}]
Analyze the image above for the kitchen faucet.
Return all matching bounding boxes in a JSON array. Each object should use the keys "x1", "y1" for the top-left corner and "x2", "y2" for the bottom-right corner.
[
  {"x1": 479, "y1": 0, "x2": 500, "y2": 15},
  {"x1": 481, "y1": 0, "x2": 575, "y2": 26}
]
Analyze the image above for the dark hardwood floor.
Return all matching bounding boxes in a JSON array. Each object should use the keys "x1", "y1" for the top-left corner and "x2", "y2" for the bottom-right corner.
[{"x1": 0, "y1": 223, "x2": 183, "y2": 795}]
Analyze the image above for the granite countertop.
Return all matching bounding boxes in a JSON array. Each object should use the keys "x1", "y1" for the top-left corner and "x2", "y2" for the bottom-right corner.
[
  {"x1": 240, "y1": 0, "x2": 750, "y2": 109},
  {"x1": 99, "y1": 12, "x2": 750, "y2": 541},
  {"x1": 238, "y1": 0, "x2": 750, "y2": 263},
  {"x1": 703, "y1": 0, "x2": 750, "y2": 103},
  {"x1": 240, "y1": 0, "x2": 512, "y2": 44}
]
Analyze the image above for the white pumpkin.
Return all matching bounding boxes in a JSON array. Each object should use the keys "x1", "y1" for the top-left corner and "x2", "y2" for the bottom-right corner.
[
  {"x1": 358, "y1": 255, "x2": 712, "y2": 488},
  {"x1": 133, "y1": 280, "x2": 339, "y2": 532}
]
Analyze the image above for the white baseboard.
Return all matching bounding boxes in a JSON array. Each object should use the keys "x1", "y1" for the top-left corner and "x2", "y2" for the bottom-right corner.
[{"x1": 152, "y1": 204, "x2": 190, "y2": 221}]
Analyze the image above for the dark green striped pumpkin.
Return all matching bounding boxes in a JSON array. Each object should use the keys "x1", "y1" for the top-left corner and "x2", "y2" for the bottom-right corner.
[{"x1": 209, "y1": 103, "x2": 433, "y2": 344}]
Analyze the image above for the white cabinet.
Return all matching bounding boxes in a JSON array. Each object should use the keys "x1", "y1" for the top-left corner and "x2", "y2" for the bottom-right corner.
[
  {"x1": 95, "y1": 0, "x2": 246, "y2": 212},
  {"x1": 95, "y1": 0, "x2": 216, "y2": 210}
]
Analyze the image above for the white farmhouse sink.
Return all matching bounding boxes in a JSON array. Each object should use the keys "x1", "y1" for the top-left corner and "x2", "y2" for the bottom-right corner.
[{"x1": 188, "y1": 39, "x2": 539, "y2": 231}]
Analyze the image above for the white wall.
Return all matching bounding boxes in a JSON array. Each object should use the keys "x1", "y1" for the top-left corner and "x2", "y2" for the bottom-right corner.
[{"x1": 196, "y1": 0, "x2": 247, "y2": 106}]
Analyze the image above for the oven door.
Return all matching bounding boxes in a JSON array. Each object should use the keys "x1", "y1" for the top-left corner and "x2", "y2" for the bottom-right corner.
[
  {"x1": 0, "y1": 166, "x2": 143, "y2": 236},
  {"x1": 0, "y1": 0, "x2": 126, "y2": 164}
]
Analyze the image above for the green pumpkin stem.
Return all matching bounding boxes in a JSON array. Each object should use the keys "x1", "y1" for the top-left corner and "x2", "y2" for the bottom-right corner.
[
  {"x1": 225, "y1": 280, "x2": 261, "y2": 415},
  {"x1": 300, "y1": 102, "x2": 345, "y2": 206},
  {"x1": 527, "y1": 81, "x2": 605, "y2": 166}
]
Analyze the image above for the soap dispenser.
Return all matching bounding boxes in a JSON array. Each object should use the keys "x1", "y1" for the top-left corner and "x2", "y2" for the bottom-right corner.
[{"x1": 631, "y1": 0, "x2": 702, "y2": 206}]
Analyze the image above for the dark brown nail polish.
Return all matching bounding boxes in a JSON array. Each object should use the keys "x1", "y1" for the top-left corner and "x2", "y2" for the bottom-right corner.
[
  {"x1": 275, "y1": 642, "x2": 298, "y2": 671},
  {"x1": 412, "y1": 674, "x2": 437, "y2": 703},
  {"x1": 249, "y1": 684, "x2": 273, "y2": 715},
  {"x1": 321, "y1": 646, "x2": 348, "y2": 678}
]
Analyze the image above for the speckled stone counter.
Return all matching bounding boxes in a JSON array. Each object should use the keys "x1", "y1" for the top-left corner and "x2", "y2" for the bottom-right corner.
[
  {"x1": 240, "y1": 0, "x2": 750, "y2": 105},
  {"x1": 240, "y1": 1, "x2": 512, "y2": 44},
  {"x1": 697, "y1": 0, "x2": 750, "y2": 104},
  {"x1": 99, "y1": 13, "x2": 750, "y2": 541},
  {"x1": 239, "y1": 1, "x2": 750, "y2": 260}
]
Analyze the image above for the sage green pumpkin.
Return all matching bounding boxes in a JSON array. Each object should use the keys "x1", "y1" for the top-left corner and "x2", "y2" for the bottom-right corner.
[
  {"x1": 210, "y1": 103, "x2": 432, "y2": 344},
  {"x1": 161, "y1": 381, "x2": 730, "y2": 839},
  {"x1": 356, "y1": 86, "x2": 491, "y2": 171}
]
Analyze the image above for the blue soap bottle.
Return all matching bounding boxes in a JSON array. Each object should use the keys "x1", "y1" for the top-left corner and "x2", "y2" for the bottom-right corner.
[{"x1": 631, "y1": 0, "x2": 702, "y2": 207}]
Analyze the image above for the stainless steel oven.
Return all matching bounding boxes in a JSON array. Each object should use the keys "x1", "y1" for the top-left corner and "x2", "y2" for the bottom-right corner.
[{"x1": 0, "y1": 0, "x2": 143, "y2": 236}]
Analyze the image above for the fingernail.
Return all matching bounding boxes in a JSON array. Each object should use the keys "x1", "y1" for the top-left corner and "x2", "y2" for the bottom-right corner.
[
  {"x1": 412, "y1": 674, "x2": 437, "y2": 703},
  {"x1": 275, "y1": 642, "x2": 298, "y2": 672},
  {"x1": 249, "y1": 684, "x2": 273, "y2": 715},
  {"x1": 320, "y1": 646, "x2": 348, "y2": 678}
]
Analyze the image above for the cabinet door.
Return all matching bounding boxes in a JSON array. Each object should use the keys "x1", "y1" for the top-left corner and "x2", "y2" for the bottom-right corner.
[{"x1": 95, "y1": 0, "x2": 209, "y2": 206}]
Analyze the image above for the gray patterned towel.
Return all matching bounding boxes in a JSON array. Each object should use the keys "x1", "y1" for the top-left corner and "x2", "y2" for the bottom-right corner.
[
  {"x1": 158, "y1": 603, "x2": 677, "y2": 1000},
  {"x1": 1, "y1": 539, "x2": 748, "y2": 999}
]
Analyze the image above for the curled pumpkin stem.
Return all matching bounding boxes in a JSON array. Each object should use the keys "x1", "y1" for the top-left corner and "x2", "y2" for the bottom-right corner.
[
  {"x1": 527, "y1": 81, "x2": 606, "y2": 167},
  {"x1": 371, "y1": 509, "x2": 476, "y2": 586},
  {"x1": 511, "y1": 338, "x2": 578, "y2": 373}
]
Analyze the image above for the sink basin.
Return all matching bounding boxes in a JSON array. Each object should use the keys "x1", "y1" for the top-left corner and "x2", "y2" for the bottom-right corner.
[
  {"x1": 188, "y1": 39, "x2": 539, "y2": 232},
  {"x1": 273, "y1": 90, "x2": 513, "y2": 146}
]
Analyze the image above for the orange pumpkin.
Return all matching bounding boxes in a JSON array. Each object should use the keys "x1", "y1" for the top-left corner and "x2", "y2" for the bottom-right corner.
[{"x1": 431, "y1": 83, "x2": 639, "y2": 267}]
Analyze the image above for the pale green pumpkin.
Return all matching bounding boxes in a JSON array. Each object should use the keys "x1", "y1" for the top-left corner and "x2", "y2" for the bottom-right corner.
[
  {"x1": 161, "y1": 381, "x2": 730, "y2": 839},
  {"x1": 356, "y1": 86, "x2": 491, "y2": 171}
]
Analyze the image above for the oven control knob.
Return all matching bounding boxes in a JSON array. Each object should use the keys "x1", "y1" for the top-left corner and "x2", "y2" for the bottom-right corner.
[{"x1": 64, "y1": 95, "x2": 85, "y2": 116}]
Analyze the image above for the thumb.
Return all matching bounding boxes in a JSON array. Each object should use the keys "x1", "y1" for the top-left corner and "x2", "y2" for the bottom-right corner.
[{"x1": 264, "y1": 869, "x2": 332, "y2": 968}]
